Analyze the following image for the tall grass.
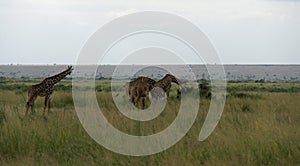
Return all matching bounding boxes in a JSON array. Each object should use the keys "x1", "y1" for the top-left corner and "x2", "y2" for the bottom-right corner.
[{"x1": 0, "y1": 80, "x2": 299, "y2": 165}]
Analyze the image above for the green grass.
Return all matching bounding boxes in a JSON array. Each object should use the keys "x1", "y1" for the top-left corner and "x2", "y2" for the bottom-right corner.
[{"x1": 0, "y1": 78, "x2": 299, "y2": 165}]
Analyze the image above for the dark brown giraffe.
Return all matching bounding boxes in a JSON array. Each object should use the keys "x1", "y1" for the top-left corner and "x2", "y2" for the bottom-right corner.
[
  {"x1": 152, "y1": 74, "x2": 181, "y2": 99},
  {"x1": 128, "y1": 74, "x2": 184, "y2": 108},
  {"x1": 130, "y1": 82, "x2": 153, "y2": 109},
  {"x1": 127, "y1": 76, "x2": 156, "y2": 109},
  {"x1": 26, "y1": 66, "x2": 73, "y2": 115},
  {"x1": 127, "y1": 76, "x2": 156, "y2": 97}
]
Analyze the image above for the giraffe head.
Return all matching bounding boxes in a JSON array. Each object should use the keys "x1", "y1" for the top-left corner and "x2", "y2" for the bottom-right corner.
[
  {"x1": 66, "y1": 66, "x2": 73, "y2": 75},
  {"x1": 164, "y1": 74, "x2": 179, "y2": 85},
  {"x1": 165, "y1": 74, "x2": 187, "y2": 93}
]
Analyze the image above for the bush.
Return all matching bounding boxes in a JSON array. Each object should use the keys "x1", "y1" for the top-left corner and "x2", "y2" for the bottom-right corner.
[
  {"x1": 95, "y1": 84, "x2": 111, "y2": 92},
  {"x1": 0, "y1": 84, "x2": 28, "y2": 91},
  {"x1": 228, "y1": 92, "x2": 263, "y2": 99},
  {"x1": 54, "y1": 84, "x2": 72, "y2": 91},
  {"x1": 241, "y1": 103, "x2": 251, "y2": 112},
  {"x1": 198, "y1": 79, "x2": 211, "y2": 98},
  {"x1": 255, "y1": 79, "x2": 265, "y2": 83}
]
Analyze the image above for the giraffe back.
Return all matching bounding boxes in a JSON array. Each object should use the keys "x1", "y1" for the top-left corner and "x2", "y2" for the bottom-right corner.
[
  {"x1": 28, "y1": 81, "x2": 54, "y2": 97},
  {"x1": 128, "y1": 76, "x2": 156, "y2": 95},
  {"x1": 27, "y1": 66, "x2": 73, "y2": 97},
  {"x1": 153, "y1": 74, "x2": 180, "y2": 96}
]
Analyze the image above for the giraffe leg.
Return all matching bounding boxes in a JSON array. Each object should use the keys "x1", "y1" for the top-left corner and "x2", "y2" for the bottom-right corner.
[
  {"x1": 130, "y1": 88, "x2": 138, "y2": 106},
  {"x1": 47, "y1": 97, "x2": 51, "y2": 113},
  {"x1": 30, "y1": 104, "x2": 34, "y2": 115},
  {"x1": 131, "y1": 95, "x2": 134, "y2": 104},
  {"x1": 130, "y1": 94, "x2": 135, "y2": 105},
  {"x1": 135, "y1": 96, "x2": 140, "y2": 108},
  {"x1": 177, "y1": 89, "x2": 181, "y2": 99},
  {"x1": 31, "y1": 98, "x2": 35, "y2": 114},
  {"x1": 26, "y1": 102, "x2": 30, "y2": 115},
  {"x1": 43, "y1": 95, "x2": 50, "y2": 114},
  {"x1": 142, "y1": 97, "x2": 145, "y2": 109},
  {"x1": 26, "y1": 96, "x2": 37, "y2": 115},
  {"x1": 26, "y1": 88, "x2": 32, "y2": 115}
]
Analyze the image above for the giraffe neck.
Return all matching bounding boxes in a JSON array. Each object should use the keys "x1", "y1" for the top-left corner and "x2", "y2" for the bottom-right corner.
[
  {"x1": 155, "y1": 74, "x2": 179, "y2": 89},
  {"x1": 155, "y1": 79, "x2": 169, "y2": 89},
  {"x1": 45, "y1": 68, "x2": 71, "y2": 85},
  {"x1": 52, "y1": 72, "x2": 68, "y2": 84},
  {"x1": 166, "y1": 74, "x2": 179, "y2": 85}
]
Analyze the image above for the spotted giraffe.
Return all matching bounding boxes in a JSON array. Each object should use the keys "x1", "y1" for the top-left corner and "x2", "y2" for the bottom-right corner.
[
  {"x1": 26, "y1": 66, "x2": 73, "y2": 115},
  {"x1": 127, "y1": 76, "x2": 156, "y2": 109},
  {"x1": 130, "y1": 83, "x2": 153, "y2": 109},
  {"x1": 151, "y1": 74, "x2": 183, "y2": 100},
  {"x1": 128, "y1": 74, "x2": 184, "y2": 107},
  {"x1": 128, "y1": 76, "x2": 156, "y2": 97}
]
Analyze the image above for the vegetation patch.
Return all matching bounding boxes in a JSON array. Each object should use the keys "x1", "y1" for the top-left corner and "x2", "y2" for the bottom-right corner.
[{"x1": 0, "y1": 78, "x2": 299, "y2": 165}]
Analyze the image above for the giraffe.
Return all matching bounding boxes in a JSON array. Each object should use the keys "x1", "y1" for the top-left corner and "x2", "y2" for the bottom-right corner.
[
  {"x1": 129, "y1": 82, "x2": 153, "y2": 109},
  {"x1": 26, "y1": 66, "x2": 73, "y2": 115},
  {"x1": 128, "y1": 74, "x2": 184, "y2": 108},
  {"x1": 127, "y1": 76, "x2": 156, "y2": 97},
  {"x1": 151, "y1": 74, "x2": 182, "y2": 99},
  {"x1": 127, "y1": 76, "x2": 156, "y2": 109}
]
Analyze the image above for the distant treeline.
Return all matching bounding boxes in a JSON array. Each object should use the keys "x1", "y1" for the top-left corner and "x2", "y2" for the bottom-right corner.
[{"x1": 1, "y1": 77, "x2": 300, "y2": 94}]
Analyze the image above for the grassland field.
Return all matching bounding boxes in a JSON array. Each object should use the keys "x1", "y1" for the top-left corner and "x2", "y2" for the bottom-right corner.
[{"x1": 0, "y1": 77, "x2": 299, "y2": 165}]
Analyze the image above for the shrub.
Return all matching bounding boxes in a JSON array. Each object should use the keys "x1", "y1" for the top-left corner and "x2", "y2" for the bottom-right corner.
[
  {"x1": 95, "y1": 84, "x2": 111, "y2": 92},
  {"x1": 0, "y1": 84, "x2": 28, "y2": 91},
  {"x1": 54, "y1": 84, "x2": 72, "y2": 91},
  {"x1": 198, "y1": 79, "x2": 211, "y2": 98},
  {"x1": 241, "y1": 103, "x2": 251, "y2": 112},
  {"x1": 229, "y1": 92, "x2": 263, "y2": 99}
]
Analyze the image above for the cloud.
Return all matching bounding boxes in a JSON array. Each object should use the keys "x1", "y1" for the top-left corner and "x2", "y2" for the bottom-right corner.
[
  {"x1": 106, "y1": 8, "x2": 139, "y2": 18},
  {"x1": 0, "y1": 0, "x2": 300, "y2": 64}
]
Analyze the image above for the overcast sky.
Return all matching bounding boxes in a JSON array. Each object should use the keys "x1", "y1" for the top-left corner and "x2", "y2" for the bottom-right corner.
[{"x1": 0, "y1": 0, "x2": 299, "y2": 64}]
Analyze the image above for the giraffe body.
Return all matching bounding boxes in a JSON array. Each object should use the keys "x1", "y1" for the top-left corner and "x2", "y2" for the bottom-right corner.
[
  {"x1": 152, "y1": 74, "x2": 180, "y2": 99},
  {"x1": 127, "y1": 76, "x2": 155, "y2": 109},
  {"x1": 26, "y1": 66, "x2": 73, "y2": 115},
  {"x1": 128, "y1": 74, "x2": 183, "y2": 108},
  {"x1": 130, "y1": 83, "x2": 153, "y2": 109}
]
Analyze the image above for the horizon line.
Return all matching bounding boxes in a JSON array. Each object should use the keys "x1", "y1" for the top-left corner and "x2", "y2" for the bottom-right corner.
[{"x1": 1, "y1": 63, "x2": 300, "y2": 66}]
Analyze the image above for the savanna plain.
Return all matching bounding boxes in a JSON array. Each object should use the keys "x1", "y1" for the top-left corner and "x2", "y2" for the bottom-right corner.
[{"x1": 0, "y1": 78, "x2": 299, "y2": 165}]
